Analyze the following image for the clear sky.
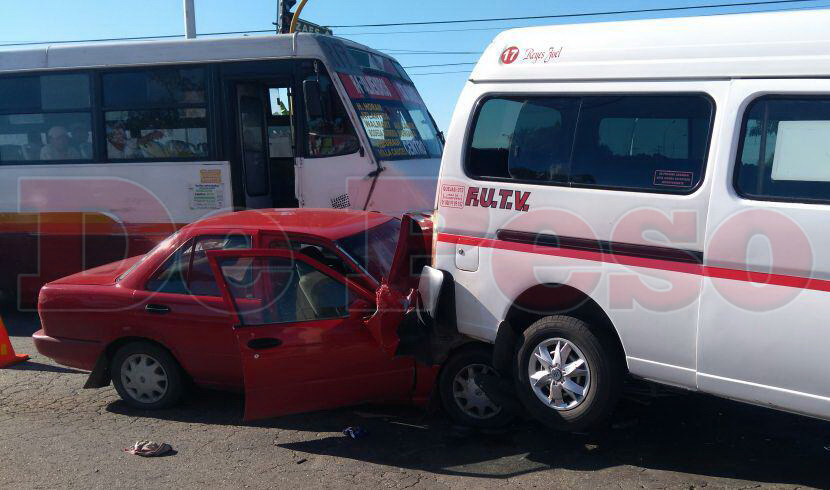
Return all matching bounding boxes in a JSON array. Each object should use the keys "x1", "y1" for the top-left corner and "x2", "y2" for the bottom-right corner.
[{"x1": 2, "y1": 0, "x2": 829, "y2": 131}]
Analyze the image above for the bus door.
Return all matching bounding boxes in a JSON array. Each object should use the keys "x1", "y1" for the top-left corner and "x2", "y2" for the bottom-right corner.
[{"x1": 234, "y1": 80, "x2": 298, "y2": 209}]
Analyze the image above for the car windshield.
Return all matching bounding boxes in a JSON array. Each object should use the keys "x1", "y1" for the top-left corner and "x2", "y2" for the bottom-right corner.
[
  {"x1": 335, "y1": 219, "x2": 401, "y2": 282},
  {"x1": 116, "y1": 229, "x2": 181, "y2": 282}
]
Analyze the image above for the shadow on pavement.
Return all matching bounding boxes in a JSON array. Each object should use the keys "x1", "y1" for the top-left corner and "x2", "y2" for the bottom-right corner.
[
  {"x1": 106, "y1": 384, "x2": 830, "y2": 486},
  {"x1": 6, "y1": 360, "x2": 86, "y2": 374}
]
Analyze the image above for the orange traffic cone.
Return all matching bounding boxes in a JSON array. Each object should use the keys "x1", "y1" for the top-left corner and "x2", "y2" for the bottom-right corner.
[{"x1": 0, "y1": 316, "x2": 29, "y2": 368}]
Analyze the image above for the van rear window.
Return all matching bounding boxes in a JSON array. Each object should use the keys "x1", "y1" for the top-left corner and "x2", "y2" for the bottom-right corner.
[{"x1": 466, "y1": 94, "x2": 714, "y2": 194}]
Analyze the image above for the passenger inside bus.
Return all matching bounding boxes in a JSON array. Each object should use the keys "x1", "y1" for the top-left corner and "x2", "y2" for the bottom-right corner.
[{"x1": 40, "y1": 126, "x2": 80, "y2": 161}]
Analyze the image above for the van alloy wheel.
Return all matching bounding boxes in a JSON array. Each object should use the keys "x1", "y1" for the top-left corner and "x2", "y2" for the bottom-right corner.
[
  {"x1": 527, "y1": 337, "x2": 591, "y2": 411},
  {"x1": 452, "y1": 363, "x2": 502, "y2": 420},
  {"x1": 120, "y1": 353, "x2": 169, "y2": 404}
]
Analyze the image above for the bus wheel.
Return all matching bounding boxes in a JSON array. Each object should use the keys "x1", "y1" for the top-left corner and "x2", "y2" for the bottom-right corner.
[
  {"x1": 438, "y1": 345, "x2": 514, "y2": 428},
  {"x1": 111, "y1": 341, "x2": 184, "y2": 410},
  {"x1": 515, "y1": 315, "x2": 621, "y2": 431}
]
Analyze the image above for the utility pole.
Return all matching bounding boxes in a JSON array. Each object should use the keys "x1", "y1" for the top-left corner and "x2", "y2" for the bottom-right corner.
[
  {"x1": 277, "y1": 0, "x2": 297, "y2": 34},
  {"x1": 183, "y1": 0, "x2": 196, "y2": 39}
]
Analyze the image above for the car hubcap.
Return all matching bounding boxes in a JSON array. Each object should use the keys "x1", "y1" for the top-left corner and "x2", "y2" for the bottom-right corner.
[
  {"x1": 452, "y1": 363, "x2": 501, "y2": 420},
  {"x1": 528, "y1": 338, "x2": 590, "y2": 411},
  {"x1": 121, "y1": 353, "x2": 168, "y2": 404}
]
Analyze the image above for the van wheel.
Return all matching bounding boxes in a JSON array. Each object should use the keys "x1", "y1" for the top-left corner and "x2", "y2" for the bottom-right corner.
[
  {"x1": 438, "y1": 346, "x2": 514, "y2": 428},
  {"x1": 515, "y1": 315, "x2": 621, "y2": 431},
  {"x1": 111, "y1": 341, "x2": 184, "y2": 410}
]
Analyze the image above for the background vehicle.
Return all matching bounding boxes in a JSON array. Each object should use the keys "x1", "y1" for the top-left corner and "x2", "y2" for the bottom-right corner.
[
  {"x1": 0, "y1": 33, "x2": 443, "y2": 306},
  {"x1": 432, "y1": 9, "x2": 830, "y2": 430},
  {"x1": 33, "y1": 209, "x2": 508, "y2": 427}
]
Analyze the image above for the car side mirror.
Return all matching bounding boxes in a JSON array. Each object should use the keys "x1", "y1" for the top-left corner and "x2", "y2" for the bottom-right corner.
[{"x1": 303, "y1": 80, "x2": 324, "y2": 120}]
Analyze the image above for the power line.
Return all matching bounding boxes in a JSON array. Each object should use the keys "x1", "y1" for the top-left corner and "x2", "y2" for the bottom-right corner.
[
  {"x1": 403, "y1": 62, "x2": 477, "y2": 68},
  {"x1": 408, "y1": 70, "x2": 473, "y2": 76},
  {"x1": 329, "y1": 0, "x2": 821, "y2": 28},
  {"x1": 341, "y1": 2, "x2": 830, "y2": 36}
]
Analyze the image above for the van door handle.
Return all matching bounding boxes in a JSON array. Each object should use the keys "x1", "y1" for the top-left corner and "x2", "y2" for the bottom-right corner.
[
  {"x1": 145, "y1": 304, "x2": 170, "y2": 314},
  {"x1": 248, "y1": 338, "x2": 282, "y2": 350}
]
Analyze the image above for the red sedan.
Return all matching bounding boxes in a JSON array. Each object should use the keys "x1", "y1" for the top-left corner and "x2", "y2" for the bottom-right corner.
[{"x1": 33, "y1": 209, "x2": 509, "y2": 427}]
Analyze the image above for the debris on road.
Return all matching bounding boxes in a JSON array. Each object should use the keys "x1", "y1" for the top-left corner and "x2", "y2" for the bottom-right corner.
[
  {"x1": 124, "y1": 440, "x2": 174, "y2": 457},
  {"x1": 342, "y1": 426, "x2": 369, "y2": 439}
]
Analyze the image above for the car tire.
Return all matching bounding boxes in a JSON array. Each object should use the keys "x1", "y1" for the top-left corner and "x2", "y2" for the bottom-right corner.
[
  {"x1": 438, "y1": 345, "x2": 514, "y2": 428},
  {"x1": 111, "y1": 341, "x2": 184, "y2": 410},
  {"x1": 515, "y1": 315, "x2": 622, "y2": 432}
]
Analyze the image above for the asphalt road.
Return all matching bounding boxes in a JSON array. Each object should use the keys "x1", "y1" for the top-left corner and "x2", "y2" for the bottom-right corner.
[{"x1": 2, "y1": 309, "x2": 830, "y2": 489}]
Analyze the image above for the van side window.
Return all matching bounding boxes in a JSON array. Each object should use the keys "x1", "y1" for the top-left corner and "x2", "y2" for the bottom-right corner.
[
  {"x1": 466, "y1": 95, "x2": 714, "y2": 194},
  {"x1": 735, "y1": 97, "x2": 830, "y2": 202}
]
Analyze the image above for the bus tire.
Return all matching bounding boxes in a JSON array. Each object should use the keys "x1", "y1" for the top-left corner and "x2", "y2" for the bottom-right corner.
[
  {"x1": 515, "y1": 315, "x2": 621, "y2": 431},
  {"x1": 111, "y1": 341, "x2": 184, "y2": 410}
]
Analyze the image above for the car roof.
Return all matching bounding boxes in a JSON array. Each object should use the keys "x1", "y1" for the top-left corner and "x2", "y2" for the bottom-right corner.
[{"x1": 187, "y1": 208, "x2": 396, "y2": 241}]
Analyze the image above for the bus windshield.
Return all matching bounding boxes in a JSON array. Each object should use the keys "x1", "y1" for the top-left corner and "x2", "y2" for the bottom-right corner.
[{"x1": 337, "y1": 48, "x2": 443, "y2": 161}]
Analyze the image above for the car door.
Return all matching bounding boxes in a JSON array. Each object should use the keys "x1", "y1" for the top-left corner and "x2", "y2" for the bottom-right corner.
[
  {"x1": 208, "y1": 248, "x2": 414, "y2": 421},
  {"x1": 698, "y1": 79, "x2": 830, "y2": 419},
  {"x1": 131, "y1": 233, "x2": 253, "y2": 389}
]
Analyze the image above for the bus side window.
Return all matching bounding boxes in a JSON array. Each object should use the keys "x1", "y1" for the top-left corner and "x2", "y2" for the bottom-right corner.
[{"x1": 303, "y1": 68, "x2": 360, "y2": 158}]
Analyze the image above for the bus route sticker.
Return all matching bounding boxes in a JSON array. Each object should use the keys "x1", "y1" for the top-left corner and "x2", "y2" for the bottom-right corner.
[
  {"x1": 200, "y1": 169, "x2": 222, "y2": 184},
  {"x1": 190, "y1": 183, "x2": 225, "y2": 209},
  {"x1": 439, "y1": 184, "x2": 466, "y2": 209}
]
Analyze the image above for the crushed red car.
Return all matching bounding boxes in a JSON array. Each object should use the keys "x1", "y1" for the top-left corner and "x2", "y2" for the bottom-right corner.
[{"x1": 33, "y1": 209, "x2": 509, "y2": 427}]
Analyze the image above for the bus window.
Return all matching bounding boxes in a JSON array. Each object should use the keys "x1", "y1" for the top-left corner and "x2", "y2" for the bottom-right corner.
[
  {"x1": 268, "y1": 87, "x2": 293, "y2": 159},
  {"x1": 0, "y1": 74, "x2": 92, "y2": 163},
  {"x1": 101, "y1": 67, "x2": 208, "y2": 160},
  {"x1": 337, "y1": 68, "x2": 442, "y2": 162},
  {"x1": 302, "y1": 66, "x2": 360, "y2": 158}
]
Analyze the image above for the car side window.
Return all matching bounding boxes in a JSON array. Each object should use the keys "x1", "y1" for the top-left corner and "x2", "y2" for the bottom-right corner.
[
  {"x1": 146, "y1": 234, "x2": 251, "y2": 296},
  {"x1": 217, "y1": 256, "x2": 357, "y2": 325},
  {"x1": 266, "y1": 237, "x2": 353, "y2": 277}
]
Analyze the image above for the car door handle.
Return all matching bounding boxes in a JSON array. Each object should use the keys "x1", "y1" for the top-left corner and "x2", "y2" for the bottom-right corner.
[
  {"x1": 247, "y1": 338, "x2": 282, "y2": 350},
  {"x1": 145, "y1": 304, "x2": 170, "y2": 314}
]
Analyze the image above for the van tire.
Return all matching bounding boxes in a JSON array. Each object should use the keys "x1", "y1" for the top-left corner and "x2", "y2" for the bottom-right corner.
[
  {"x1": 439, "y1": 345, "x2": 514, "y2": 428},
  {"x1": 515, "y1": 315, "x2": 621, "y2": 431},
  {"x1": 111, "y1": 341, "x2": 184, "y2": 410}
]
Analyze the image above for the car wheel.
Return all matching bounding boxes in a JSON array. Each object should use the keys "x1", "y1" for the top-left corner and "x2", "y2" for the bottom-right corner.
[
  {"x1": 438, "y1": 345, "x2": 514, "y2": 428},
  {"x1": 111, "y1": 341, "x2": 184, "y2": 410},
  {"x1": 515, "y1": 315, "x2": 622, "y2": 431}
]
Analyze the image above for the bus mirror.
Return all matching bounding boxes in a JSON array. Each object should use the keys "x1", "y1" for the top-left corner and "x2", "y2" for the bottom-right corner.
[{"x1": 303, "y1": 80, "x2": 324, "y2": 119}]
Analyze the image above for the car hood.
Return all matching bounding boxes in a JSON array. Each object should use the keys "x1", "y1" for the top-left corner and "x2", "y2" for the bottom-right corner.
[{"x1": 48, "y1": 256, "x2": 143, "y2": 286}]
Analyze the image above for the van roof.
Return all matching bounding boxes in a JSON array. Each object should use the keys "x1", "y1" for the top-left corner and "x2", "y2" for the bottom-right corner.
[
  {"x1": 0, "y1": 33, "x2": 387, "y2": 74},
  {"x1": 471, "y1": 9, "x2": 830, "y2": 82}
]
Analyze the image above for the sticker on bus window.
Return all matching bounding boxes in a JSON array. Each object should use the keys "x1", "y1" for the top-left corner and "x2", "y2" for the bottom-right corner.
[
  {"x1": 361, "y1": 114, "x2": 386, "y2": 140},
  {"x1": 653, "y1": 170, "x2": 694, "y2": 187}
]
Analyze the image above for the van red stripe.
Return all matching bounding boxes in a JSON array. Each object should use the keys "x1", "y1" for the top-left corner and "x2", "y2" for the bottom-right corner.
[{"x1": 436, "y1": 232, "x2": 830, "y2": 293}]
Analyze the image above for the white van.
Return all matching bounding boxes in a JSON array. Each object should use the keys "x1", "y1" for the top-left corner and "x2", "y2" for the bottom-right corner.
[{"x1": 430, "y1": 9, "x2": 830, "y2": 430}]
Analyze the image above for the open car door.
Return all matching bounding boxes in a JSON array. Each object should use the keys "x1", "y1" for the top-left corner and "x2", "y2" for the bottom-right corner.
[
  {"x1": 208, "y1": 249, "x2": 414, "y2": 422},
  {"x1": 364, "y1": 213, "x2": 433, "y2": 356}
]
